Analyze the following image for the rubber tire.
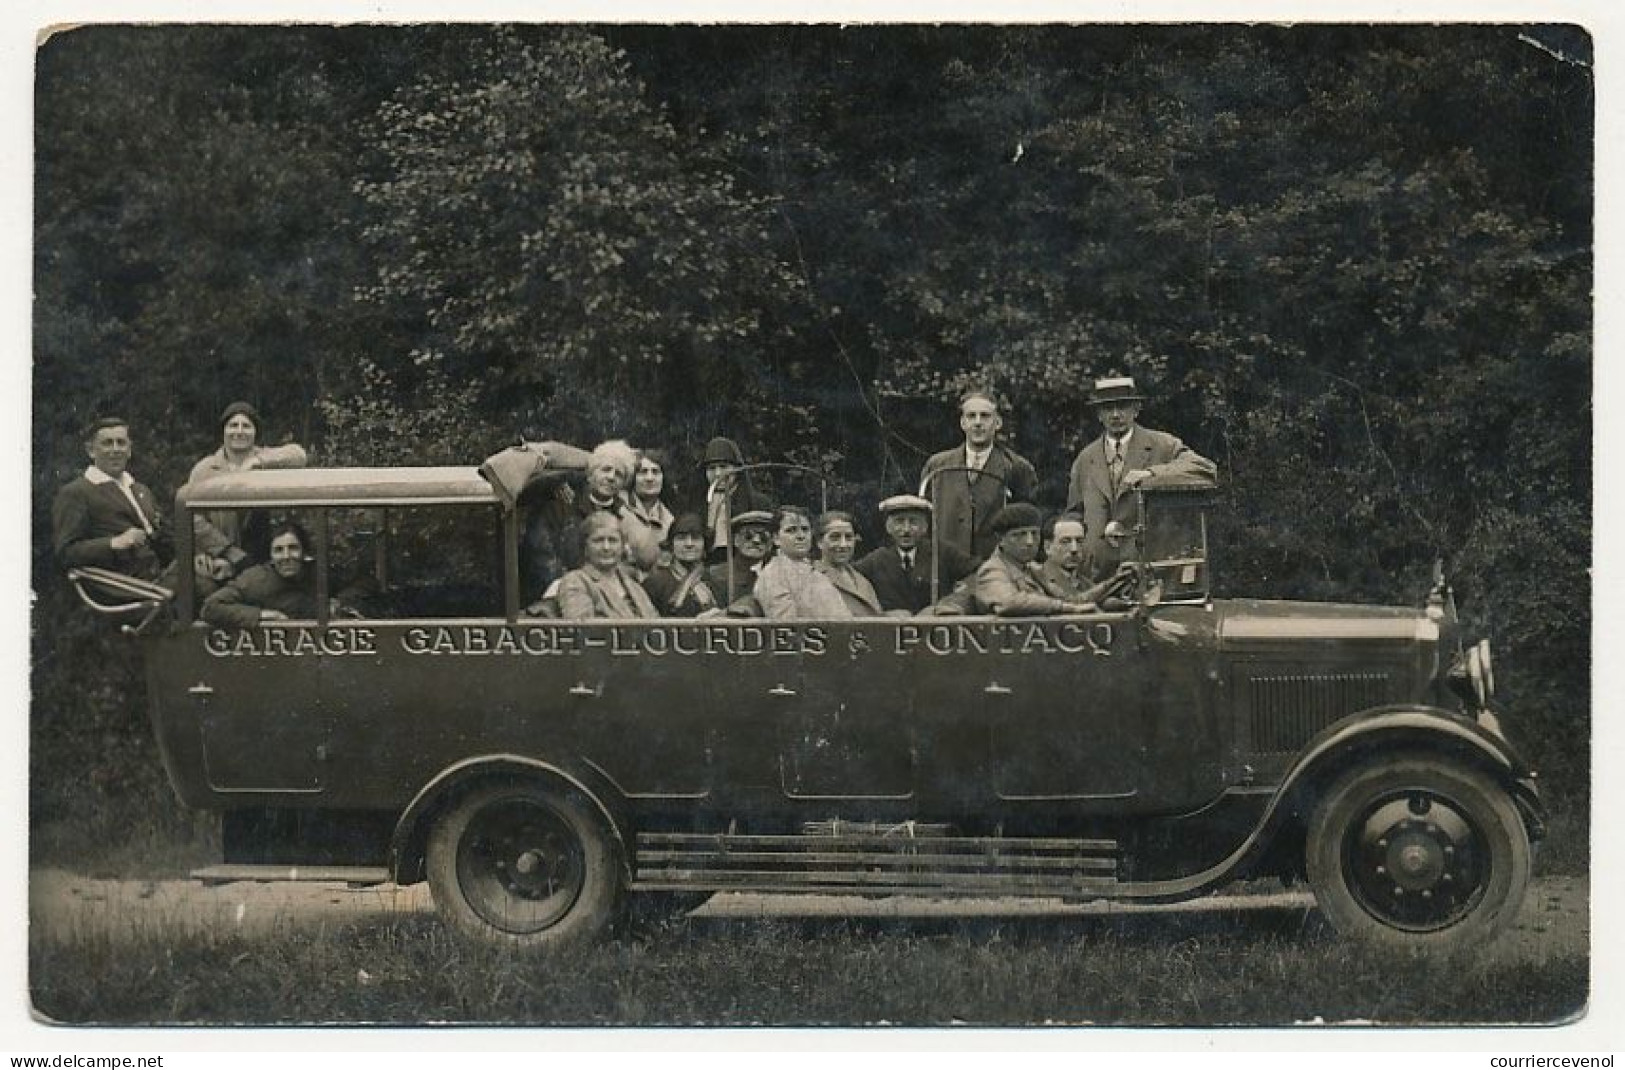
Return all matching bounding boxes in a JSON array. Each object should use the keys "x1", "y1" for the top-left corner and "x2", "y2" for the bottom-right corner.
[
  {"x1": 426, "y1": 780, "x2": 623, "y2": 951},
  {"x1": 1306, "y1": 755, "x2": 1532, "y2": 951}
]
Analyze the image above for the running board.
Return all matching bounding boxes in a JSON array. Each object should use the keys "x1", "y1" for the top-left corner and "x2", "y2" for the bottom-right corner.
[
  {"x1": 631, "y1": 830, "x2": 1121, "y2": 897},
  {"x1": 192, "y1": 864, "x2": 389, "y2": 886}
]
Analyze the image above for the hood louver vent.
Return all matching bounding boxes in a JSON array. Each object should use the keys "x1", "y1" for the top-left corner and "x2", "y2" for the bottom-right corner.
[{"x1": 1247, "y1": 673, "x2": 1393, "y2": 753}]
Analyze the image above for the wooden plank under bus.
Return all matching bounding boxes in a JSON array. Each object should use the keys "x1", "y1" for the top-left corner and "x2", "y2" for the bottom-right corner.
[
  {"x1": 635, "y1": 849, "x2": 1117, "y2": 873},
  {"x1": 636, "y1": 832, "x2": 1119, "y2": 852}
]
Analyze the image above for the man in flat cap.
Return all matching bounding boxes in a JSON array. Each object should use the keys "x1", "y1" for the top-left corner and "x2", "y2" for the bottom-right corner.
[
  {"x1": 971, "y1": 503, "x2": 1101, "y2": 616},
  {"x1": 854, "y1": 494, "x2": 977, "y2": 615},
  {"x1": 919, "y1": 390, "x2": 1037, "y2": 563},
  {"x1": 705, "y1": 508, "x2": 776, "y2": 607},
  {"x1": 1066, "y1": 376, "x2": 1216, "y2": 579}
]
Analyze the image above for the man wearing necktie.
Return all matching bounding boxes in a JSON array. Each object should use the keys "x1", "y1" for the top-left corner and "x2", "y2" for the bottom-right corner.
[
  {"x1": 1066, "y1": 376, "x2": 1217, "y2": 580},
  {"x1": 919, "y1": 390, "x2": 1038, "y2": 563},
  {"x1": 854, "y1": 495, "x2": 977, "y2": 615},
  {"x1": 52, "y1": 417, "x2": 171, "y2": 583}
]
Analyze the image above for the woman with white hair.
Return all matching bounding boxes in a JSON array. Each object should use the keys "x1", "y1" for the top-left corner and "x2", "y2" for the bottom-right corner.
[{"x1": 555, "y1": 439, "x2": 661, "y2": 574}]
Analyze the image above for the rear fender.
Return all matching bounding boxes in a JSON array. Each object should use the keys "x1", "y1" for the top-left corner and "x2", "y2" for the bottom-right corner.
[{"x1": 388, "y1": 754, "x2": 630, "y2": 886}]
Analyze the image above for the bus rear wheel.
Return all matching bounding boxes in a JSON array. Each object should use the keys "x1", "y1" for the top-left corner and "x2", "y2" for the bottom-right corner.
[{"x1": 427, "y1": 780, "x2": 622, "y2": 950}]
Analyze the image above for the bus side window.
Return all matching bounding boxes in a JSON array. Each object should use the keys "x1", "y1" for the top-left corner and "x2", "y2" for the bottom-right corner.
[{"x1": 332, "y1": 504, "x2": 503, "y2": 619}]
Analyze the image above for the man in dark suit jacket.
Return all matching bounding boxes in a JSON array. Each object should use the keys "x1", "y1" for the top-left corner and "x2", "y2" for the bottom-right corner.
[
  {"x1": 854, "y1": 495, "x2": 977, "y2": 615},
  {"x1": 52, "y1": 417, "x2": 170, "y2": 582},
  {"x1": 1066, "y1": 376, "x2": 1217, "y2": 579},
  {"x1": 919, "y1": 390, "x2": 1038, "y2": 563}
]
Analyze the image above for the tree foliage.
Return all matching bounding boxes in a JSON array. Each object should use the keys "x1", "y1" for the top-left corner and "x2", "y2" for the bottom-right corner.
[
  {"x1": 32, "y1": 25, "x2": 1593, "y2": 806},
  {"x1": 352, "y1": 28, "x2": 812, "y2": 450}
]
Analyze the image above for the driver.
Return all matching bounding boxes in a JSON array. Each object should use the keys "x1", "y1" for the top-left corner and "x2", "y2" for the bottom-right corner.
[
  {"x1": 971, "y1": 503, "x2": 1104, "y2": 616},
  {"x1": 1039, "y1": 511, "x2": 1138, "y2": 608}
]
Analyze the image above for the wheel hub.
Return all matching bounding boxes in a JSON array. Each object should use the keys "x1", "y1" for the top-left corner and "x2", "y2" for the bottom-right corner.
[
  {"x1": 457, "y1": 797, "x2": 586, "y2": 934},
  {"x1": 1348, "y1": 792, "x2": 1486, "y2": 932}
]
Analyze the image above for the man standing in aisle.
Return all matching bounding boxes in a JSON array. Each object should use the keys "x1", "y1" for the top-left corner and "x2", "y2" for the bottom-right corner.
[{"x1": 919, "y1": 389, "x2": 1037, "y2": 563}]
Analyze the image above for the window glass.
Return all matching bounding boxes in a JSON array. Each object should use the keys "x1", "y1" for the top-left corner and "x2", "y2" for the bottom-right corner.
[
  {"x1": 1142, "y1": 495, "x2": 1209, "y2": 603},
  {"x1": 326, "y1": 505, "x2": 504, "y2": 619}
]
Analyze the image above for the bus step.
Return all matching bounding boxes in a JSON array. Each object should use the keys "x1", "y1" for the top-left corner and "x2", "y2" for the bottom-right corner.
[{"x1": 191, "y1": 864, "x2": 390, "y2": 886}]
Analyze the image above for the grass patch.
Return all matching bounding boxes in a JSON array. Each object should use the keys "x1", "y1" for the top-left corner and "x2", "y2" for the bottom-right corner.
[{"x1": 30, "y1": 902, "x2": 1586, "y2": 1027}]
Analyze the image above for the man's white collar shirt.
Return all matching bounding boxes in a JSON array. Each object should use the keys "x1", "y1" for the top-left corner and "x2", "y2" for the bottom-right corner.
[
  {"x1": 84, "y1": 465, "x2": 153, "y2": 533},
  {"x1": 964, "y1": 445, "x2": 991, "y2": 471}
]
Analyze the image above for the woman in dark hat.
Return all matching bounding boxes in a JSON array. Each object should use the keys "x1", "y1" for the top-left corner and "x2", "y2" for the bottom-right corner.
[
  {"x1": 184, "y1": 401, "x2": 308, "y2": 582},
  {"x1": 640, "y1": 512, "x2": 719, "y2": 616},
  {"x1": 697, "y1": 436, "x2": 771, "y2": 562}
]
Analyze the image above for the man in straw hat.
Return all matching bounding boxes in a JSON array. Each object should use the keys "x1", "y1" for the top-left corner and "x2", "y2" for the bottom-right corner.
[
  {"x1": 1066, "y1": 376, "x2": 1216, "y2": 578},
  {"x1": 854, "y1": 494, "x2": 977, "y2": 615}
]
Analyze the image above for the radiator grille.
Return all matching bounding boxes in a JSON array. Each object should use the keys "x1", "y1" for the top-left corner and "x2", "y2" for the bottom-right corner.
[{"x1": 1247, "y1": 672, "x2": 1392, "y2": 753}]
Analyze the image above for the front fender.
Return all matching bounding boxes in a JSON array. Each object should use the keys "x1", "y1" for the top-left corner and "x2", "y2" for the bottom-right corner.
[
  {"x1": 1164, "y1": 705, "x2": 1544, "y2": 895},
  {"x1": 1236, "y1": 705, "x2": 1545, "y2": 876},
  {"x1": 1280, "y1": 705, "x2": 1540, "y2": 812},
  {"x1": 1287, "y1": 705, "x2": 1527, "y2": 780}
]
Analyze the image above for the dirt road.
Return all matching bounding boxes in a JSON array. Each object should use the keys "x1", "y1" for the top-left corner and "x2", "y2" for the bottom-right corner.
[{"x1": 29, "y1": 868, "x2": 1588, "y2": 964}]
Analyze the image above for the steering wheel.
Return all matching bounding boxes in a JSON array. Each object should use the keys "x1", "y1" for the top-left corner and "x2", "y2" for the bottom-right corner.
[{"x1": 1095, "y1": 564, "x2": 1140, "y2": 613}]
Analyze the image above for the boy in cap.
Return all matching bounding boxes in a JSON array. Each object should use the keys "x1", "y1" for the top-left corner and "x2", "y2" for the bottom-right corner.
[
  {"x1": 971, "y1": 503, "x2": 1102, "y2": 616},
  {"x1": 854, "y1": 494, "x2": 977, "y2": 615},
  {"x1": 1066, "y1": 376, "x2": 1216, "y2": 579}
]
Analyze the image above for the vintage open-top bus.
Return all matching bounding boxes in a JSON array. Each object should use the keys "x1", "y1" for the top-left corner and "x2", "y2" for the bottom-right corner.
[{"x1": 69, "y1": 460, "x2": 1540, "y2": 952}]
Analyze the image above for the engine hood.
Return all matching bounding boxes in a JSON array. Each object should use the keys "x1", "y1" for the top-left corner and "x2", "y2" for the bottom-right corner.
[{"x1": 1215, "y1": 599, "x2": 1441, "y2": 644}]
